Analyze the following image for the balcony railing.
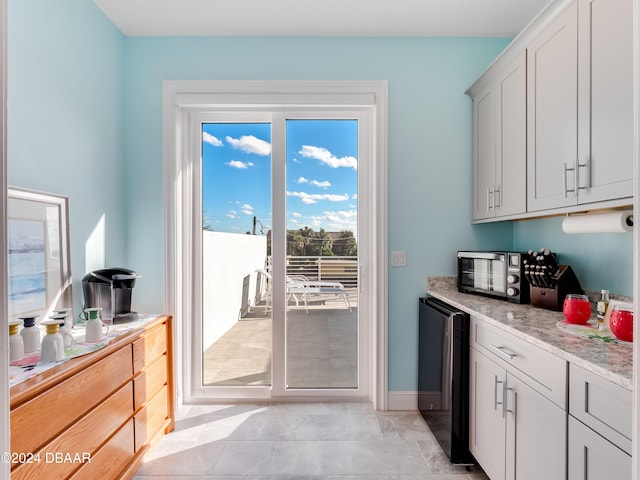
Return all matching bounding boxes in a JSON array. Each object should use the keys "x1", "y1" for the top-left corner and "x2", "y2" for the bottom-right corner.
[{"x1": 267, "y1": 256, "x2": 358, "y2": 289}]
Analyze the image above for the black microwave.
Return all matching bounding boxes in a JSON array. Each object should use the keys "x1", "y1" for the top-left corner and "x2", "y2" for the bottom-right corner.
[{"x1": 457, "y1": 251, "x2": 530, "y2": 304}]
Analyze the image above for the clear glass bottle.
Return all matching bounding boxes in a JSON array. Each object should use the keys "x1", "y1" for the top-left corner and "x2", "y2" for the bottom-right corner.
[{"x1": 597, "y1": 289, "x2": 610, "y2": 331}]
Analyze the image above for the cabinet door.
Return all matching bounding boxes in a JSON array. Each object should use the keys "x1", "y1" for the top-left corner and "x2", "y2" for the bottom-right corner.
[
  {"x1": 505, "y1": 374, "x2": 566, "y2": 480},
  {"x1": 472, "y1": 85, "x2": 497, "y2": 220},
  {"x1": 469, "y1": 347, "x2": 506, "y2": 480},
  {"x1": 527, "y1": 2, "x2": 578, "y2": 212},
  {"x1": 495, "y1": 51, "x2": 527, "y2": 218},
  {"x1": 568, "y1": 416, "x2": 631, "y2": 480},
  {"x1": 577, "y1": 0, "x2": 633, "y2": 204}
]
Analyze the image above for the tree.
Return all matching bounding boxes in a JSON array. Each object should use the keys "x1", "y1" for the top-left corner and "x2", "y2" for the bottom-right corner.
[{"x1": 334, "y1": 230, "x2": 358, "y2": 256}]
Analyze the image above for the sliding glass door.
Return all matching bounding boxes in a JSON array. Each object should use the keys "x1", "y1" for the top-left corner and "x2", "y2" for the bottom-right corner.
[{"x1": 193, "y1": 109, "x2": 369, "y2": 399}]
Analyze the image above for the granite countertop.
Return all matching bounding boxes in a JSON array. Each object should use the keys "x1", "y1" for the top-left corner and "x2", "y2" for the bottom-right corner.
[{"x1": 427, "y1": 277, "x2": 633, "y2": 390}]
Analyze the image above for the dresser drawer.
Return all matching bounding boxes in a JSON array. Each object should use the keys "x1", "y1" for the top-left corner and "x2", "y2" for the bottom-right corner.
[
  {"x1": 569, "y1": 363, "x2": 632, "y2": 454},
  {"x1": 134, "y1": 385, "x2": 169, "y2": 452},
  {"x1": 69, "y1": 418, "x2": 135, "y2": 480},
  {"x1": 11, "y1": 345, "x2": 133, "y2": 455},
  {"x1": 134, "y1": 354, "x2": 168, "y2": 411},
  {"x1": 133, "y1": 322, "x2": 167, "y2": 373},
  {"x1": 11, "y1": 382, "x2": 134, "y2": 479},
  {"x1": 471, "y1": 316, "x2": 567, "y2": 408}
]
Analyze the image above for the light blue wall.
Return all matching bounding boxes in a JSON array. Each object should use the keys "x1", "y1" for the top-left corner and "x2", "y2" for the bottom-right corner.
[
  {"x1": 7, "y1": 0, "x2": 125, "y2": 318},
  {"x1": 122, "y1": 36, "x2": 513, "y2": 391},
  {"x1": 513, "y1": 218, "x2": 633, "y2": 297},
  {"x1": 8, "y1": 1, "x2": 633, "y2": 393}
]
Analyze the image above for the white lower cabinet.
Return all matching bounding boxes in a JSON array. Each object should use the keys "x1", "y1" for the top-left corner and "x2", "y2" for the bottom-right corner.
[
  {"x1": 567, "y1": 363, "x2": 632, "y2": 480},
  {"x1": 470, "y1": 346, "x2": 566, "y2": 480},
  {"x1": 568, "y1": 416, "x2": 631, "y2": 480}
]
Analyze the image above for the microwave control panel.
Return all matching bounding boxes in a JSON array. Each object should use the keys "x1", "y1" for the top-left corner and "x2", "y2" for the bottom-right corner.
[{"x1": 506, "y1": 252, "x2": 530, "y2": 304}]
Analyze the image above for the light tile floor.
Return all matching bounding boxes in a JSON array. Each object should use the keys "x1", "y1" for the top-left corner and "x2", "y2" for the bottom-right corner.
[{"x1": 133, "y1": 402, "x2": 489, "y2": 479}]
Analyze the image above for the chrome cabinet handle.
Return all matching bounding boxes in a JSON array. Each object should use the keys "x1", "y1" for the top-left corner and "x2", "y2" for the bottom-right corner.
[
  {"x1": 494, "y1": 375, "x2": 505, "y2": 417},
  {"x1": 578, "y1": 160, "x2": 589, "y2": 190},
  {"x1": 563, "y1": 162, "x2": 576, "y2": 197},
  {"x1": 488, "y1": 188, "x2": 494, "y2": 210},
  {"x1": 489, "y1": 344, "x2": 517, "y2": 360},
  {"x1": 506, "y1": 387, "x2": 517, "y2": 417},
  {"x1": 494, "y1": 186, "x2": 500, "y2": 208}
]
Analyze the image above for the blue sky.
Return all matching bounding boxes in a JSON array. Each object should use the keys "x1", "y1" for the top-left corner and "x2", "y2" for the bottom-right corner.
[{"x1": 202, "y1": 119, "x2": 358, "y2": 235}]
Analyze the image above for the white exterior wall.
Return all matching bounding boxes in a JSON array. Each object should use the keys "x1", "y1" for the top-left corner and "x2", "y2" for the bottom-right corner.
[{"x1": 202, "y1": 231, "x2": 267, "y2": 350}]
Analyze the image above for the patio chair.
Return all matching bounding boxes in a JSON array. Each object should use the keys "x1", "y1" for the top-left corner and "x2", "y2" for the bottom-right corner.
[{"x1": 255, "y1": 269, "x2": 352, "y2": 314}]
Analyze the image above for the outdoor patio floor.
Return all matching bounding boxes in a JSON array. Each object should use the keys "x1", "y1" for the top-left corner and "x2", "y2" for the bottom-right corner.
[{"x1": 203, "y1": 290, "x2": 358, "y2": 388}]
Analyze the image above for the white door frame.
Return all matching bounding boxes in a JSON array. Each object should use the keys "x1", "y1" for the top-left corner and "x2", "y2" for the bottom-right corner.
[
  {"x1": 162, "y1": 80, "x2": 388, "y2": 409},
  {"x1": 0, "y1": 0, "x2": 8, "y2": 475}
]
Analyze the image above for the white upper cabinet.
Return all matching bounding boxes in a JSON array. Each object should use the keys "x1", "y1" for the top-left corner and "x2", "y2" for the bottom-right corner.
[
  {"x1": 576, "y1": 0, "x2": 634, "y2": 204},
  {"x1": 469, "y1": 0, "x2": 633, "y2": 221},
  {"x1": 472, "y1": 84, "x2": 497, "y2": 220},
  {"x1": 527, "y1": 2, "x2": 579, "y2": 212},
  {"x1": 496, "y1": 53, "x2": 527, "y2": 218},
  {"x1": 471, "y1": 52, "x2": 527, "y2": 221}
]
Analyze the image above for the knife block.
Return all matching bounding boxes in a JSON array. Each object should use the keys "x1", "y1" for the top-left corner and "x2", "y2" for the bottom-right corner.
[{"x1": 530, "y1": 265, "x2": 583, "y2": 311}]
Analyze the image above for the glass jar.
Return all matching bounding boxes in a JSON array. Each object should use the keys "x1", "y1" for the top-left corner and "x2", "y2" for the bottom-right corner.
[
  {"x1": 563, "y1": 293, "x2": 592, "y2": 325},
  {"x1": 609, "y1": 303, "x2": 633, "y2": 342}
]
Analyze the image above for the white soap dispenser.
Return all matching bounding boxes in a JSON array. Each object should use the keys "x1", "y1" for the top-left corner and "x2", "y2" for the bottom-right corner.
[
  {"x1": 9, "y1": 319, "x2": 25, "y2": 362},
  {"x1": 40, "y1": 319, "x2": 66, "y2": 363},
  {"x1": 19, "y1": 314, "x2": 40, "y2": 354}
]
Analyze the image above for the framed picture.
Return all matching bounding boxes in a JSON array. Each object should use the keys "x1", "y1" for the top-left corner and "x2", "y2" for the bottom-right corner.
[{"x1": 7, "y1": 187, "x2": 72, "y2": 321}]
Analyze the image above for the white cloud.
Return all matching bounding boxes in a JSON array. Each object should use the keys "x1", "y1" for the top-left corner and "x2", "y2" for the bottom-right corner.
[
  {"x1": 299, "y1": 145, "x2": 357, "y2": 170},
  {"x1": 298, "y1": 177, "x2": 331, "y2": 188},
  {"x1": 291, "y1": 212, "x2": 302, "y2": 218},
  {"x1": 203, "y1": 132, "x2": 222, "y2": 147},
  {"x1": 226, "y1": 135, "x2": 271, "y2": 156},
  {"x1": 226, "y1": 160, "x2": 254, "y2": 169},
  {"x1": 324, "y1": 209, "x2": 357, "y2": 221},
  {"x1": 240, "y1": 203, "x2": 254, "y2": 215},
  {"x1": 290, "y1": 219, "x2": 298, "y2": 224},
  {"x1": 311, "y1": 180, "x2": 331, "y2": 188},
  {"x1": 226, "y1": 210, "x2": 239, "y2": 219},
  {"x1": 286, "y1": 191, "x2": 350, "y2": 205}
]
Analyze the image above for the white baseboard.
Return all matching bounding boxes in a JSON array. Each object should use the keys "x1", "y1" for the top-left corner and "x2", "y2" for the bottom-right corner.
[{"x1": 386, "y1": 390, "x2": 418, "y2": 410}]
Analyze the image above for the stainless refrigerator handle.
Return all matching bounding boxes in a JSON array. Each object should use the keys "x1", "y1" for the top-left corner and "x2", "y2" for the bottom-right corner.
[{"x1": 441, "y1": 313, "x2": 454, "y2": 411}]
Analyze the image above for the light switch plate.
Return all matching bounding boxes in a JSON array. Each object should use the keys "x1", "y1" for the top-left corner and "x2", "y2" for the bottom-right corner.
[{"x1": 391, "y1": 250, "x2": 406, "y2": 267}]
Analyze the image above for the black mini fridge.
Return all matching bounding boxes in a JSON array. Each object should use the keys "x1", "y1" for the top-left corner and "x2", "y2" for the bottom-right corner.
[{"x1": 418, "y1": 295, "x2": 474, "y2": 465}]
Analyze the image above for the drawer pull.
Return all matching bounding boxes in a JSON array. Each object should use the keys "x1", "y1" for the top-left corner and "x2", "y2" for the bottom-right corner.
[{"x1": 489, "y1": 344, "x2": 517, "y2": 360}]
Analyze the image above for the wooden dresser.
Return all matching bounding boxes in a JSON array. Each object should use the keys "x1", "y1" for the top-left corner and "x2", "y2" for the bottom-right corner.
[{"x1": 9, "y1": 315, "x2": 174, "y2": 479}]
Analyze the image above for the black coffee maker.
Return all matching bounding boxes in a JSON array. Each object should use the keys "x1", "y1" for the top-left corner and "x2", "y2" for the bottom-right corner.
[{"x1": 82, "y1": 268, "x2": 140, "y2": 323}]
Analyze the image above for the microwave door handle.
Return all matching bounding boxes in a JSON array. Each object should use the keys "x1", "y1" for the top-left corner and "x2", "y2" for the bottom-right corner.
[{"x1": 457, "y1": 252, "x2": 502, "y2": 260}]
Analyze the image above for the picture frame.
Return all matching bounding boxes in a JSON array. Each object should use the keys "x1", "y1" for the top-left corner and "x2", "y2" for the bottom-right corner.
[{"x1": 7, "y1": 187, "x2": 72, "y2": 322}]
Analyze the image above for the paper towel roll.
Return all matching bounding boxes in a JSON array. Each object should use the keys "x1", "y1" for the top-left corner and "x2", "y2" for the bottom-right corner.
[{"x1": 561, "y1": 210, "x2": 634, "y2": 234}]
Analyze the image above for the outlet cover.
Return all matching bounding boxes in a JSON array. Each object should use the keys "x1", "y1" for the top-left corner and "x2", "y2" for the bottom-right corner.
[{"x1": 391, "y1": 251, "x2": 406, "y2": 267}]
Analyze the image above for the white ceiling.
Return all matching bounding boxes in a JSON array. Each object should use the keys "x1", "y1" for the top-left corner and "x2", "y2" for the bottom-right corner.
[{"x1": 92, "y1": 0, "x2": 552, "y2": 37}]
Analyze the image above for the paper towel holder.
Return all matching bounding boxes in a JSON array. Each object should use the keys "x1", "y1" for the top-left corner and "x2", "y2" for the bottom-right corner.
[{"x1": 561, "y1": 209, "x2": 634, "y2": 234}]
